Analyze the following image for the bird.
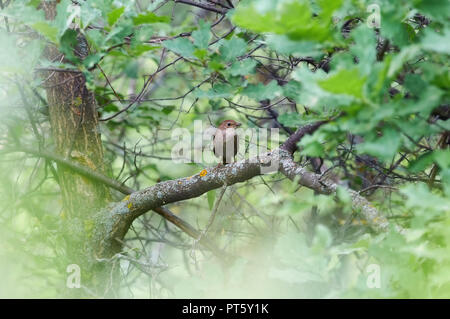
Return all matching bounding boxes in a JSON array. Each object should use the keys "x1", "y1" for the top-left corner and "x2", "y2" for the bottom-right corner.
[{"x1": 213, "y1": 119, "x2": 241, "y2": 165}]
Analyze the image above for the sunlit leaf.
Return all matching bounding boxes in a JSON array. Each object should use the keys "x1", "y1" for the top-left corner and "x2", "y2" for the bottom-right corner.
[
  {"x1": 133, "y1": 12, "x2": 170, "y2": 25},
  {"x1": 107, "y1": 6, "x2": 125, "y2": 26}
]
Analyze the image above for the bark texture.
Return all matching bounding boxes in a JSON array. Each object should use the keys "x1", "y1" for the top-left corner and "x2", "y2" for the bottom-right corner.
[{"x1": 41, "y1": 1, "x2": 113, "y2": 296}]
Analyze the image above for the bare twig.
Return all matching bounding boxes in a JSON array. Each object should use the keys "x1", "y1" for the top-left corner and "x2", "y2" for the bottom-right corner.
[{"x1": 174, "y1": 0, "x2": 227, "y2": 14}]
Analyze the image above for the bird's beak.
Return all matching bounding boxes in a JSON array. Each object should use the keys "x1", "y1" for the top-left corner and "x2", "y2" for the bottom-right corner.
[{"x1": 236, "y1": 122, "x2": 242, "y2": 127}]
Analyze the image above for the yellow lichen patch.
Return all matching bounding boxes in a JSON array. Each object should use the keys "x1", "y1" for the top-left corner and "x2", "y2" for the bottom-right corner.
[
  {"x1": 199, "y1": 169, "x2": 207, "y2": 177},
  {"x1": 73, "y1": 96, "x2": 82, "y2": 107},
  {"x1": 127, "y1": 202, "x2": 133, "y2": 209},
  {"x1": 70, "y1": 150, "x2": 96, "y2": 170},
  {"x1": 122, "y1": 195, "x2": 130, "y2": 202},
  {"x1": 84, "y1": 219, "x2": 94, "y2": 236}
]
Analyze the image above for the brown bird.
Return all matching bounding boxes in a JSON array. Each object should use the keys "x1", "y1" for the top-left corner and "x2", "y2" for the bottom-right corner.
[{"x1": 213, "y1": 120, "x2": 241, "y2": 165}]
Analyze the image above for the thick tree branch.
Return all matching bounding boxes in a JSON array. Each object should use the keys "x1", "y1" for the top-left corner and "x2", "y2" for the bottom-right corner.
[
  {"x1": 280, "y1": 121, "x2": 328, "y2": 154},
  {"x1": 116, "y1": 148, "x2": 389, "y2": 231},
  {"x1": 97, "y1": 122, "x2": 392, "y2": 247}
]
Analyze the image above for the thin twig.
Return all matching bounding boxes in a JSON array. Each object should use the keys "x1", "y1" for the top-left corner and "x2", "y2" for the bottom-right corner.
[{"x1": 174, "y1": 0, "x2": 227, "y2": 14}]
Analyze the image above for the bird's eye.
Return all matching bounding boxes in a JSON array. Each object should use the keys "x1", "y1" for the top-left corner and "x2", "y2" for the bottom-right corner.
[{"x1": 227, "y1": 123, "x2": 231, "y2": 127}]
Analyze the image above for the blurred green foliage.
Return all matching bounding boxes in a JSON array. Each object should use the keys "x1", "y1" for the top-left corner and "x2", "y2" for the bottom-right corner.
[{"x1": 0, "y1": 0, "x2": 449, "y2": 298}]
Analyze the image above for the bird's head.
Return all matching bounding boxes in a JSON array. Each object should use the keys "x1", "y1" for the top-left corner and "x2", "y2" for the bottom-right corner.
[{"x1": 218, "y1": 120, "x2": 242, "y2": 130}]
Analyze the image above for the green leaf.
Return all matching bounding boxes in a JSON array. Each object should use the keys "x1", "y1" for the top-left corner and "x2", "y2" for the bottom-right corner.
[
  {"x1": 397, "y1": 86, "x2": 443, "y2": 116},
  {"x1": 80, "y1": 2, "x2": 102, "y2": 29},
  {"x1": 414, "y1": 0, "x2": 450, "y2": 21},
  {"x1": 103, "y1": 104, "x2": 119, "y2": 112},
  {"x1": 133, "y1": 12, "x2": 170, "y2": 25},
  {"x1": 408, "y1": 152, "x2": 435, "y2": 173},
  {"x1": 105, "y1": 22, "x2": 134, "y2": 45},
  {"x1": 107, "y1": 6, "x2": 125, "y2": 26},
  {"x1": 83, "y1": 53, "x2": 104, "y2": 69},
  {"x1": 1, "y1": 1, "x2": 44, "y2": 24},
  {"x1": 124, "y1": 61, "x2": 139, "y2": 78},
  {"x1": 434, "y1": 150, "x2": 450, "y2": 170},
  {"x1": 312, "y1": 224, "x2": 333, "y2": 249},
  {"x1": 162, "y1": 106, "x2": 175, "y2": 115},
  {"x1": 0, "y1": 31, "x2": 37, "y2": 74},
  {"x1": 422, "y1": 28, "x2": 450, "y2": 55},
  {"x1": 349, "y1": 26, "x2": 376, "y2": 75},
  {"x1": 54, "y1": 0, "x2": 78, "y2": 37},
  {"x1": 237, "y1": 0, "x2": 302, "y2": 33},
  {"x1": 219, "y1": 37, "x2": 247, "y2": 62},
  {"x1": 404, "y1": 74, "x2": 427, "y2": 96},
  {"x1": 162, "y1": 38, "x2": 196, "y2": 59},
  {"x1": 380, "y1": 5, "x2": 416, "y2": 47},
  {"x1": 207, "y1": 190, "x2": 216, "y2": 210},
  {"x1": 130, "y1": 44, "x2": 160, "y2": 56},
  {"x1": 207, "y1": 59, "x2": 225, "y2": 72},
  {"x1": 358, "y1": 128, "x2": 401, "y2": 162},
  {"x1": 232, "y1": 0, "x2": 341, "y2": 42},
  {"x1": 336, "y1": 186, "x2": 352, "y2": 205},
  {"x1": 388, "y1": 45, "x2": 421, "y2": 78},
  {"x1": 298, "y1": 133, "x2": 325, "y2": 157},
  {"x1": 241, "y1": 80, "x2": 282, "y2": 100},
  {"x1": 278, "y1": 113, "x2": 303, "y2": 128},
  {"x1": 266, "y1": 35, "x2": 324, "y2": 57},
  {"x1": 194, "y1": 84, "x2": 234, "y2": 99},
  {"x1": 401, "y1": 183, "x2": 450, "y2": 214},
  {"x1": 318, "y1": 68, "x2": 366, "y2": 99},
  {"x1": 194, "y1": 49, "x2": 208, "y2": 60},
  {"x1": 86, "y1": 29, "x2": 105, "y2": 50},
  {"x1": 229, "y1": 59, "x2": 257, "y2": 76},
  {"x1": 282, "y1": 81, "x2": 303, "y2": 100},
  {"x1": 192, "y1": 20, "x2": 211, "y2": 49},
  {"x1": 134, "y1": 26, "x2": 154, "y2": 42},
  {"x1": 31, "y1": 22, "x2": 58, "y2": 44},
  {"x1": 60, "y1": 29, "x2": 79, "y2": 62}
]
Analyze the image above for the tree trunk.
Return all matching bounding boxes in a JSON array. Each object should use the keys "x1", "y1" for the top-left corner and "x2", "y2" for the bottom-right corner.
[{"x1": 40, "y1": 1, "x2": 116, "y2": 297}]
